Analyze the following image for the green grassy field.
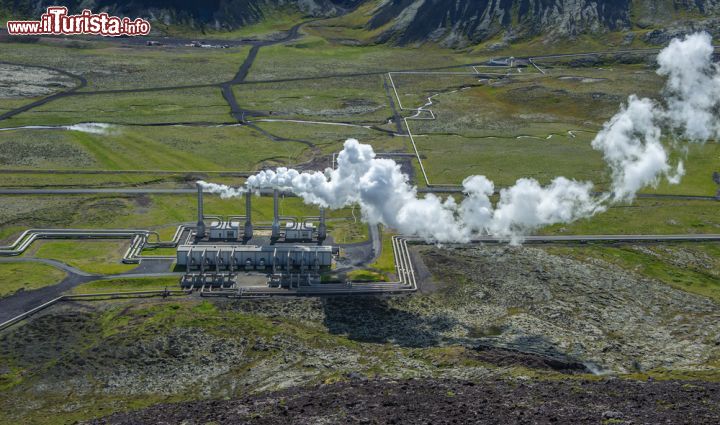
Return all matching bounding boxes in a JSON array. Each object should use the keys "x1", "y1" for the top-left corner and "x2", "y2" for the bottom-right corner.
[
  {"x1": 0, "y1": 40, "x2": 251, "y2": 90},
  {"x1": 0, "y1": 262, "x2": 66, "y2": 297},
  {"x1": 414, "y1": 133, "x2": 607, "y2": 187},
  {"x1": 370, "y1": 227, "x2": 397, "y2": 275},
  {"x1": 252, "y1": 121, "x2": 405, "y2": 154},
  {"x1": 0, "y1": 126, "x2": 311, "y2": 171},
  {"x1": 246, "y1": 36, "x2": 476, "y2": 82},
  {"x1": 30, "y1": 240, "x2": 136, "y2": 274},
  {"x1": 542, "y1": 199, "x2": 720, "y2": 236},
  {"x1": 0, "y1": 96, "x2": 47, "y2": 113},
  {"x1": 235, "y1": 75, "x2": 392, "y2": 124},
  {"x1": 1, "y1": 88, "x2": 231, "y2": 127},
  {"x1": 0, "y1": 172, "x2": 185, "y2": 189}
]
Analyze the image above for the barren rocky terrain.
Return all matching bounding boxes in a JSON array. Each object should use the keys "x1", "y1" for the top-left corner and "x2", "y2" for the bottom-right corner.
[
  {"x1": 88, "y1": 377, "x2": 720, "y2": 424},
  {"x1": 0, "y1": 64, "x2": 75, "y2": 98},
  {"x1": 417, "y1": 245, "x2": 720, "y2": 374},
  {"x1": 1, "y1": 244, "x2": 719, "y2": 423}
]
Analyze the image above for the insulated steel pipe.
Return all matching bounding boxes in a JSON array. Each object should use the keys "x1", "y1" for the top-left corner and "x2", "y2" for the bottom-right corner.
[
  {"x1": 271, "y1": 189, "x2": 280, "y2": 240},
  {"x1": 318, "y1": 208, "x2": 327, "y2": 242},
  {"x1": 196, "y1": 184, "x2": 206, "y2": 239},
  {"x1": 244, "y1": 193, "x2": 253, "y2": 240}
]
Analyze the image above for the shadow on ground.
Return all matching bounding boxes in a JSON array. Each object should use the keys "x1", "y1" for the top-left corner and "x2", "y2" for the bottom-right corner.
[{"x1": 321, "y1": 296, "x2": 458, "y2": 347}]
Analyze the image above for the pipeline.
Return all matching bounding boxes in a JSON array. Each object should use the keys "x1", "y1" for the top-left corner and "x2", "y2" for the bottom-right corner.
[{"x1": 0, "y1": 225, "x2": 191, "y2": 263}]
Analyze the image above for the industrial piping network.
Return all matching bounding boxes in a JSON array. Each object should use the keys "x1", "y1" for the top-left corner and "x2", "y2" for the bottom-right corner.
[
  {"x1": 0, "y1": 236, "x2": 416, "y2": 330},
  {"x1": 0, "y1": 225, "x2": 191, "y2": 263},
  {"x1": 198, "y1": 236, "x2": 417, "y2": 298}
]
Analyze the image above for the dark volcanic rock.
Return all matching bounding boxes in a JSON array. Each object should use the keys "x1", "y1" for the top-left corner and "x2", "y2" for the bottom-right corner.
[{"x1": 87, "y1": 378, "x2": 720, "y2": 424}]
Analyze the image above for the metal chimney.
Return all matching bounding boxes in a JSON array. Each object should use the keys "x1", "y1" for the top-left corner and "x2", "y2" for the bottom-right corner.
[
  {"x1": 271, "y1": 189, "x2": 280, "y2": 241},
  {"x1": 243, "y1": 193, "x2": 253, "y2": 240},
  {"x1": 196, "y1": 183, "x2": 206, "y2": 239},
  {"x1": 318, "y1": 207, "x2": 327, "y2": 243}
]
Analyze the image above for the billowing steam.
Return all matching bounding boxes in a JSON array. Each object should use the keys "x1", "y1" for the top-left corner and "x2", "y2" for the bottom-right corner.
[
  {"x1": 200, "y1": 33, "x2": 719, "y2": 243},
  {"x1": 65, "y1": 123, "x2": 115, "y2": 135},
  {"x1": 196, "y1": 180, "x2": 245, "y2": 198},
  {"x1": 592, "y1": 32, "x2": 720, "y2": 202}
]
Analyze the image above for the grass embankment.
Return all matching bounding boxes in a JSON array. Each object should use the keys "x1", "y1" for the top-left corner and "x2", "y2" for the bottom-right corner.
[
  {"x1": 140, "y1": 247, "x2": 177, "y2": 257},
  {"x1": 347, "y1": 227, "x2": 396, "y2": 282},
  {"x1": 31, "y1": 240, "x2": 136, "y2": 275},
  {"x1": 0, "y1": 263, "x2": 66, "y2": 297},
  {"x1": 370, "y1": 227, "x2": 396, "y2": 275}
]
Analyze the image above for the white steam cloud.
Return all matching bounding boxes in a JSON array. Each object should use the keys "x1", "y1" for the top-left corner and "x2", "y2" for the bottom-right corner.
[
  {"x1": 200, "y1": 33, "x2": 719, "y2": 243},
  {"x1": 196, "y1": 180, "x2": 245, "y2": 198},
  {"x1": 64, "y1": 123, "x2": 116, "y2": 135}
]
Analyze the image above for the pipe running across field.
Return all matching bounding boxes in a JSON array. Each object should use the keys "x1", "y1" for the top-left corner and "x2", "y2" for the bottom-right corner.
[{"x1": 0, "y1": 226, "x2": 190, "y2": 263}]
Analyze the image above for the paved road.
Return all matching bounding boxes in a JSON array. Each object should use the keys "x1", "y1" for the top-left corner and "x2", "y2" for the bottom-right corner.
[
  {"x1": 0, "y1": 256, "x2": 95, "y2": 323},
  {"x1": 0, "y1": 255, "x2": 181, "y2": 324},
  {"x1": 221, "y1": 21, "x2": 308, "y2": 123}
]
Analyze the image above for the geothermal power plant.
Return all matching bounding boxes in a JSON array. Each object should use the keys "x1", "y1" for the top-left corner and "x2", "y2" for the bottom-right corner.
[{"x1": 177, "y1": 184, "x2": 335, "y2": 289}]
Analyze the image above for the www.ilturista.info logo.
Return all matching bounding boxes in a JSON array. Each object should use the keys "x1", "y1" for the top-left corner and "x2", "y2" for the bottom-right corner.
[{"x1": 6, "y1": 7, "x2": 151, "y2": 36}]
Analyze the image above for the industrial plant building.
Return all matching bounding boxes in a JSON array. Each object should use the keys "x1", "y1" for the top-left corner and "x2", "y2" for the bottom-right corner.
[{"x1": 177, "y1": 185, "x2": 335, "y2": 289}]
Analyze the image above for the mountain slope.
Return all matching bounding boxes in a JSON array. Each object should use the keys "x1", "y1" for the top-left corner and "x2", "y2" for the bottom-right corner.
[
  {"x1": 365, "y1": 0, "x2": 720, "y2": 47},
  {"x1": 2, "y1": 0, "x2": 719, "y2": 45},
  {"x1": 0, "y1": 0, "x2": 363, "y2": 31}
]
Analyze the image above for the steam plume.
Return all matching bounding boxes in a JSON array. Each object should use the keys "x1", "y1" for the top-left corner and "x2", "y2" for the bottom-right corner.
[
  {"x1": 199, "y1": 32, "x2": 719, "y2": 243},
  {"x1": 196, "y1": 180, "x2": 246, "y2": 198}
]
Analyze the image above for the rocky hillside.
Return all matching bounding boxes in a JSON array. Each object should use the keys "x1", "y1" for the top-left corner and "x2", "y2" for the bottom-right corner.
[
  {"x1": 367, "y1": 0, "x2": 720, "y2": 47},
  {"x1": 1, "y1": 0, "x2": 719, "y2": 45},
  {"x1": 0, "y1": 0, "x2": 362, "y2": 30}
]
